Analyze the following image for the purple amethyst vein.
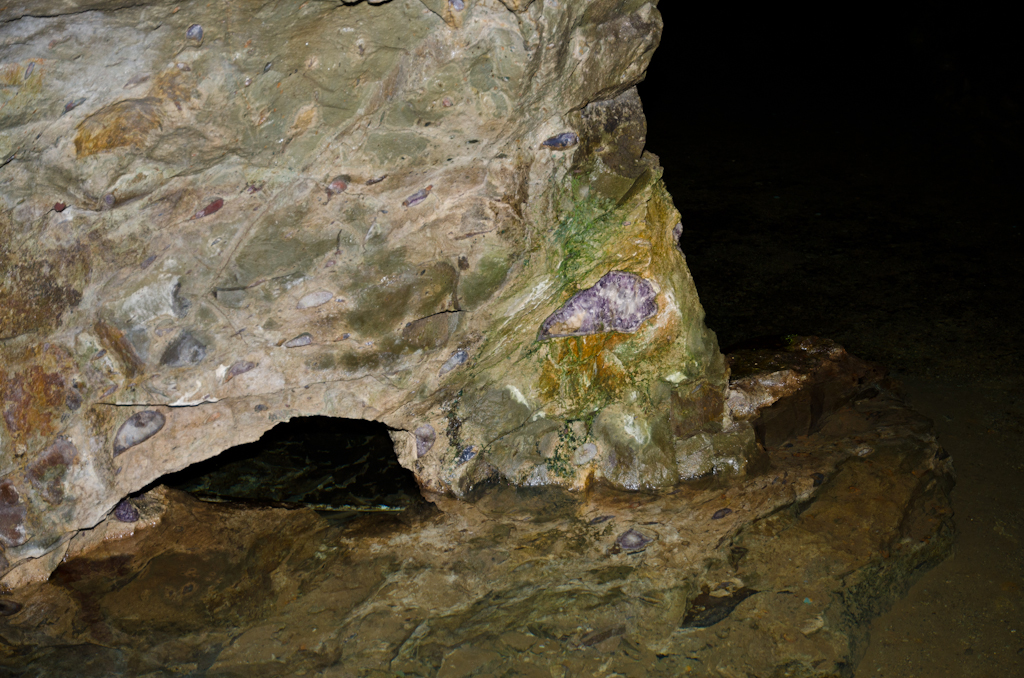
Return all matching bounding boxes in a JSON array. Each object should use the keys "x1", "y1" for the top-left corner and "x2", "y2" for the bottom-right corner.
[{"x1": 538, "y1": 271, "x2": 658, "y2": 340}]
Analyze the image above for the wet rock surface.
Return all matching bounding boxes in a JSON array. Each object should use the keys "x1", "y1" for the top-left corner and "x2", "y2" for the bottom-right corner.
[{"x1": 0, "y1": 348, "x2": 955, "y2": 677}]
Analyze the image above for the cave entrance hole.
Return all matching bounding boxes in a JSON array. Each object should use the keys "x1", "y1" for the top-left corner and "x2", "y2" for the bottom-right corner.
[{"x1": 160, "y1": 416, "x2": 424, "y2": 521}]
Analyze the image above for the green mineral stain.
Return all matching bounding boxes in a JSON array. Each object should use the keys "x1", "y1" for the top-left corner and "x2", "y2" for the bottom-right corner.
[
  {"x1": 222, "y1": 204, "x2": 334, "y2": 288},
  {"x1": 546, "y1": 421, "x2": 587, "y2": 479},
  {"x1": 364, "y1": 131, "x2": 429, "y2": 164},
  {"x1": 346, "y1": 286, "x2": 414, "y2": 336},
  {"x1": 552, "y1": 189, "x2": 617, "y2": 286},
  {"x1": 469, "y1": 56, "x2": 498, "y2": 92},
  {"x1": 615, "y1": 168, "x2": 654, "y2": 207},
  {"x1": 306, "y1": 351, "x2": 338, "y2": 371},
  {"x1": 460, "y1": 252, "x2": 508, "y2": 310},
  {"x1": 387, "y1": 100, "x2": 441, "y2": 128},
  {"x1": 343, "y1": 254, "x2": 456, "y2": 336},
  {"x1": 196, "y1": 305, "x2": 216, "y2": 324}
]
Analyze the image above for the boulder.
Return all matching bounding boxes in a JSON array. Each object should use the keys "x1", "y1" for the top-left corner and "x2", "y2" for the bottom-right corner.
[{"x1": 0, "y1": 0, "x2": 740, "y2": 585}]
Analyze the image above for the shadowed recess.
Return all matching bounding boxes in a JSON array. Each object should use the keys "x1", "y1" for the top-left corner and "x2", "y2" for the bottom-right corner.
[{"x1": 159, "y1": 416, "x2": 422, "y2": 518}]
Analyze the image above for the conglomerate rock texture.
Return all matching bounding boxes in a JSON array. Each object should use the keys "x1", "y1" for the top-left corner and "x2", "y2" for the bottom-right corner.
[
  {"x1": 0, "y1": 342, "x2": 956, "y2": 677},
  {"x1": 0, "y1": 0, "x2": 741, "y2": 585}
]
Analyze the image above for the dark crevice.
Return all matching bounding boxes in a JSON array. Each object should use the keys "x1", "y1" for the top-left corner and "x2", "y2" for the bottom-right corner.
[
  {"x1": 150, "y1": 416, "x2": 424, "y2": 521},
  {"x1": 1, "y1": 5, "x2": 148, "y2": 24}
]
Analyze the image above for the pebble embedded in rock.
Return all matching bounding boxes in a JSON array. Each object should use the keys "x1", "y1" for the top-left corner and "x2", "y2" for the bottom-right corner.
[
  {"x1": 326, "y1": 176, "x2": 349, "y2": 196},
  {"x1": 160, "y1": 331, "x2": 207, "y2": 367},
  {"x1": 112, "y1": 410, "x2": 166, "y2": 456},
  {"x1": 439, "y1": 348, "x2": 468, "y2": 375},
  {"x1": 539, "y1": 271, "x2": 658, "y2": 340},
  {"x1": 113, "y1": 498, "x2": 139, "y2": 523},
  {"x1": 62, "y1": 97, "x2": 85, "y2": 114},
  {"x1": 297, "y1": 290, "x2": 334, "y2": 309},
  {"x1": 540, "y1": 132, "x2": 578, "y2": 149},
  {"x1": 190, "y1": 198, "x2": 223, "y2": 220},
  {"x1": 284, "y1": 333, "x2": 313, "y2": 348},
  {"x1": 456, "y1": 445, "x2": 476, "y2": 464},
  {"x1": 186, "y1": 24, "x2": 203, "y2": 43},
  {"x1": 616, "y1": 528, "x2": 652, "y2": 551},
  {"x1": 573, "y1": 442, "x2": 598, "y2": 465},
  {"x1": 415, "y1": 424, "x2": 436, "y2": 458},
  {"x1": 403, "y1": 185, "x2": 433, "y2": 207},
  {"x1": 225, "y1": 360, "x2": 256, "y2": 382}
]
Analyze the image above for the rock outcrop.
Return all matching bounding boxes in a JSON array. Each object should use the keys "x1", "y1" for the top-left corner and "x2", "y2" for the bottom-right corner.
[
  {"x1": 0, "y1": 0, "x2": 746, "y2": 585},
  {"x1": 0, "y1": 342, "x2": 956, "y2": 677}
]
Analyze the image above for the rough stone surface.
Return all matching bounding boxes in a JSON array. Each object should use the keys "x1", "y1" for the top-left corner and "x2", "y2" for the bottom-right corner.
[
  {"x1": 0, "y1": 354, "x2": 955, "y2": 676},
  {"x1": 0, "y1": 0, "x2": 733, "y2": 583}
]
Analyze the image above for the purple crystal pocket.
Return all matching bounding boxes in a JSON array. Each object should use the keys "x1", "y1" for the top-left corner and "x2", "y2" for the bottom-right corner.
[{"x1": 539, "y1": 271, "x2": 658, "y2": 340}]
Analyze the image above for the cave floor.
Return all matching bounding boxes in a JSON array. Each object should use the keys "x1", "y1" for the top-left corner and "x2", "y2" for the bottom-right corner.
[
  {"x1": 0, "y1": 382, "x2": 955, "y2": 677},
  {"x1": 655, "y1": 109, "x2": 1024, "y2": 677}
]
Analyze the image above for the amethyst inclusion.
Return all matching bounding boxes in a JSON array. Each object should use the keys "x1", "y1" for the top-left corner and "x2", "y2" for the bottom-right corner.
[{"x1": 538, "y1": 271, "x2": 658, "y2": 340}]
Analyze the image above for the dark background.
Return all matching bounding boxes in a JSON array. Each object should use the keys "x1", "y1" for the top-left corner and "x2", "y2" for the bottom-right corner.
[
  {"x1": 636, "y1": 6, "x2": 1024, "y2": 674},
  {"x1": 637, "y1": 3, "x2": 1023, "y2": 380}
]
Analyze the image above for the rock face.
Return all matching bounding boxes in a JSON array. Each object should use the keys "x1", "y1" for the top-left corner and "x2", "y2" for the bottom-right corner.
[
  {"x1": 0, "y1": 343, "x2": 956, "y2": 677},
  {"x1": 0, "y1": 1, "x2": 738, "y2": 584}
]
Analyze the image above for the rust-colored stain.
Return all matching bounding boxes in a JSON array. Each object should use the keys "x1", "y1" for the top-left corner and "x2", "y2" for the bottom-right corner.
[
  {"x1": 73, "y1": 66, "x2": 198, "y2": 158},
  {"x1": 93, "y1": 319, "x2": 146, "y2": 379},
  {"x1": 0, "y1": 365, "x2": 67, "y2": 441},
  {"x1": 150, "y1": 68, "x2": 196, "y2": 109},
  {"x1": 27, "y1": 438, "x2": 78, "y2": 505},
  {"x1": 0, "y1": 479, "x2": 29, "y2": 548},
  {"x1": 74, "y1": 97, "x2": 163, "y2": 157},
  {"x1": 539, "y1": 334, "x2": 629, "y2": 409},
  {"x1": 0, "y1": 62, "x2": 26, "y2": 86},
  {"x1": 0, "y1": 216, "x2": 89, "y2": 338}
]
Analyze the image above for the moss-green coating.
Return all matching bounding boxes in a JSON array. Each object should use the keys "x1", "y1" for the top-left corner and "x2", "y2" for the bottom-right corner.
[
  {"x1": 551, "y1": 191, "x2": 618, "y2": 287},
  {"x1": 460, "y1": 252, "x2": 509, "y2": 310},
  {"x1": 364, "y1": 131, "x2": 430, "y2": 165},
  {"x1": 343, "y1": 252, "x2": 456, "y2": 337},
  {"x1": 222, "y1": 202, "x2": 334, "y2": 290}
]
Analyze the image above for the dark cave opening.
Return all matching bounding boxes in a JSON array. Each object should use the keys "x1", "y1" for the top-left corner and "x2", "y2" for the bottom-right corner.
[{"x1": 157, "y1": 416, "x2": 424, "y2": 517}]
